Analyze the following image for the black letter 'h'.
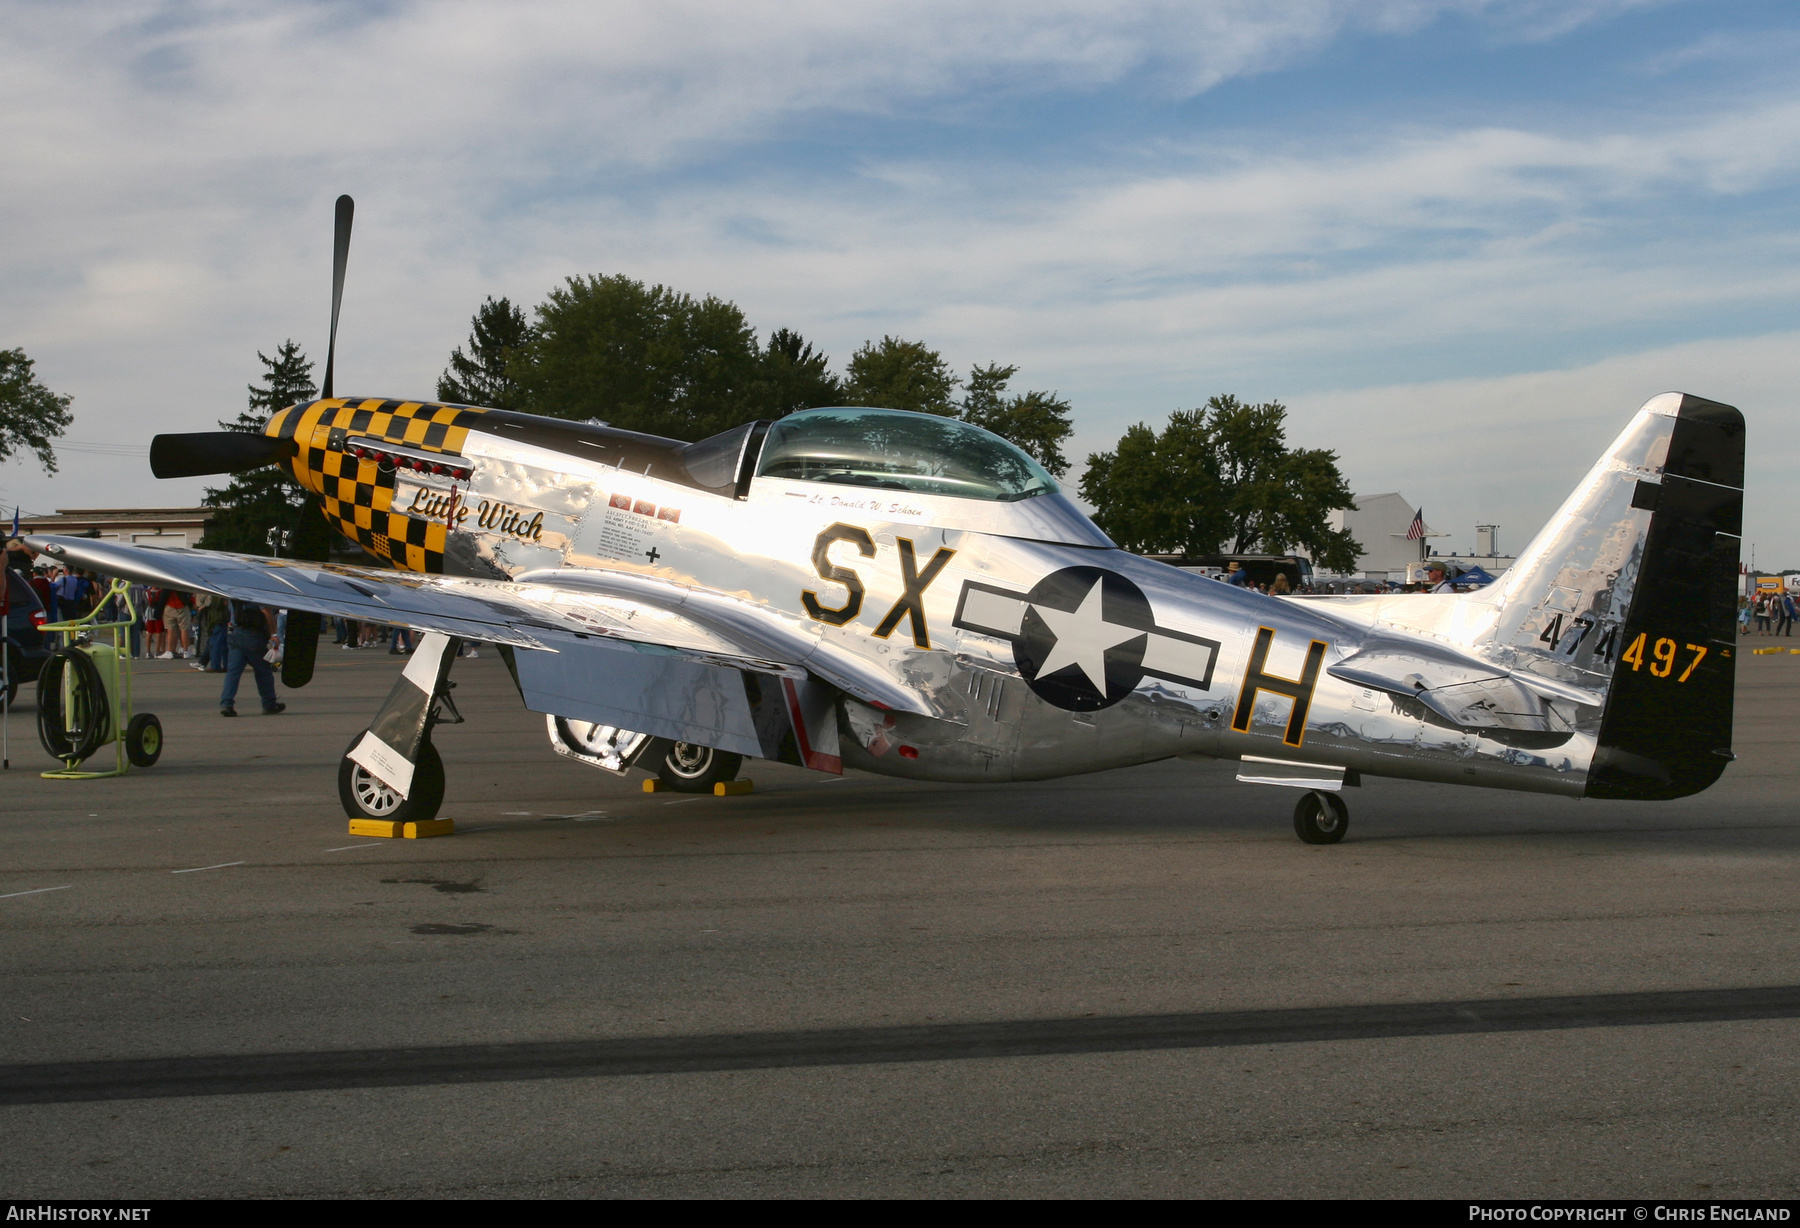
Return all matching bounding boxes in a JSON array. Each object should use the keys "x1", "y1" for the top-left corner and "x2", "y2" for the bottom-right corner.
[{"x1": 1231, "y1": 626, "x2": 1328, "y2": 748}]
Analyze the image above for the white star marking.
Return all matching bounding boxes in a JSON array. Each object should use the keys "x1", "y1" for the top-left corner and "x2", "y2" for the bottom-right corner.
[{"x1": 1032, "y1": 578, "x2": 1143, "y2": 693}]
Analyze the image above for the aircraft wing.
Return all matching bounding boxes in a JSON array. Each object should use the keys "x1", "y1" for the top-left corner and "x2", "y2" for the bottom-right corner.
[{"x1": 25, "y1": 535, "x2": 936, "y2": 720}]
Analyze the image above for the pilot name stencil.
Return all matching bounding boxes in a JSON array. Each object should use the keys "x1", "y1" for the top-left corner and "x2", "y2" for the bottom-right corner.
[
  {"x1": 786, "y1": 491, "x2": 929, "y2": 522},
  {"x1": 953, "y1": 566, "x2": 1220, "y2": 713}
]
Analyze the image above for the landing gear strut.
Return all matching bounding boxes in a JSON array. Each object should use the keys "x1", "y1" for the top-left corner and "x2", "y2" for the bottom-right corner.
[
  {"x1": 1292, "y1": 790, "x2": 1349, "y2": 844},
  {"x1": 338, "y1": 632, "x2": 463, "y2": 828}
]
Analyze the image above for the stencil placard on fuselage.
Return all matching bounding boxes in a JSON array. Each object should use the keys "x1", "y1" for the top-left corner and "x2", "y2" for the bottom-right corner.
[{"x1": 576, "y1": 493, "x2": 684, "y2": 568}]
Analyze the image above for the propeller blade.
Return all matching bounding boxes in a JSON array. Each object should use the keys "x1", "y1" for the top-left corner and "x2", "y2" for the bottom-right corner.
[
  {"x1": 282, "y1": 610, "x2": 322, "y2": 689},
  {"x1": 280, "y1": 193, "x2": 352, "y2": 684},
  {"x1": 321, "y1": 194, "x2": 354, "y2": 400},
  {"x1": 149, "y1": 432, "x2": 297, "y2": 479}
]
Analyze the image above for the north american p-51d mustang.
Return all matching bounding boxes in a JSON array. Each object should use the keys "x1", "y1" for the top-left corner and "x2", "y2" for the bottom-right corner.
[{"x1": 31, "y1": 199, "x2": 1744, "y2": 842}]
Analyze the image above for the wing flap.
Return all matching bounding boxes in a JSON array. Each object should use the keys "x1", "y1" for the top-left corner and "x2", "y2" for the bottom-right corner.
[
  {"x1": 513, "y1": 629, "x2": 771, "y2": 760},
  {"x1": 517, "y1": 567, "x2": 946, "y2": 719}
]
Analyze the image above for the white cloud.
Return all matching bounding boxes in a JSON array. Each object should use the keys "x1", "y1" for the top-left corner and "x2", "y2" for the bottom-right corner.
[
  {"x1": 1285, "y1": 330, "x2": 1799, "y2": 567},
  {"x1": 3, "y1": 0, "x2": 1792, "y2": 573},
  {"x1": 0, "y1": 0, "x2": 1655, "y2": 183}
]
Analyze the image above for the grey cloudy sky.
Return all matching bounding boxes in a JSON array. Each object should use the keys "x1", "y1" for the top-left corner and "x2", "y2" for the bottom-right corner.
[{"x1": 4, "y1": 0, "x2": 1797, "y2": 562}]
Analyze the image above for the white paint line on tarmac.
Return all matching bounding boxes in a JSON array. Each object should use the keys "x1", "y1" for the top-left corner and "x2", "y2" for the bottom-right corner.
[
  {"x1": 171, "y1": 861, "x2": 247, "y2": 874},
  {"x1": 0, "y1": 886, "x2": 72, "y2": 900},
  {"x1": 324, "y1": 843, "x2": 384, "y2": 852}
]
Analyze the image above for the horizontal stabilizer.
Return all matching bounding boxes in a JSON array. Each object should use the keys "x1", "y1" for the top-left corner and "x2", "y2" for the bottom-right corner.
[{"x1": 1328, "y1": 641, "x2": 1564, "y2": 735}]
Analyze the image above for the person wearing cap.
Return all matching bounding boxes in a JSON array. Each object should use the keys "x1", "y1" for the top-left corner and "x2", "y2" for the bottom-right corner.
[{"x1": 1424, "y1": 560, "x2": 1458, "y2": 593}]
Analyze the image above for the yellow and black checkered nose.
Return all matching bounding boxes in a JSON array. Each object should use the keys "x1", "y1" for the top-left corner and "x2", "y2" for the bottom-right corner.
[{"x1": 269, "y1": 397, "x2": 482, "y2": 574}]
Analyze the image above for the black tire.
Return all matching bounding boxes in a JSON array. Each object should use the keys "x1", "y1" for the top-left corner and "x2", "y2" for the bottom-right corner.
[
  {"x1": 37, "y1": 647, "x2": 110, "y2": 764},
  {"x1": 338, "y1": 737, "x2": 446, "y2": 823},
  {"x1": 125, "y1": 712, "x2": 163, "y2": 768},
  {"x1": 657, "y1": 742, "x2": 743, "y2": 793},
  {"x1": 1293, "y1": 790, "x2": 1349, "y2": 844}
]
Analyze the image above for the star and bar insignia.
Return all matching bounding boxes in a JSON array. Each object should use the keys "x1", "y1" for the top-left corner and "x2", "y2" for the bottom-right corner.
[{"x1": 952, "y1": 565, "x2": 1220, "y2": 712}]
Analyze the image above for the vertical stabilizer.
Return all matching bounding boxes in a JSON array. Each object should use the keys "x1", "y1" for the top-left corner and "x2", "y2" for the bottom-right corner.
[
  {"x1": 1586, "y1": 395, "x2": 1743, "y2": 798},
  {"x1": 1452, "y1": 393, "x2": 1741, "y2": 798}
]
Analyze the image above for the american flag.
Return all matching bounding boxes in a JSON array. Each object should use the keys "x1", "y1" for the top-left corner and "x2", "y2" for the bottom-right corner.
[{"x1": 1405, "y1": 509, "x2": 1425, "y2": 541}]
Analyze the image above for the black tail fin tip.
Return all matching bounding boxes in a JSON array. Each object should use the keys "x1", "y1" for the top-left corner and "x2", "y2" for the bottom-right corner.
[{"x1": 1587, "y1": 394, "x2": 1744, "y2": 800}]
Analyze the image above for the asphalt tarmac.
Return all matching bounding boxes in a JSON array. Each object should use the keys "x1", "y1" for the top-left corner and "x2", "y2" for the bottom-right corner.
[{"x1": 2, "y1": 637, "x2": 1798, "y2": 1199}]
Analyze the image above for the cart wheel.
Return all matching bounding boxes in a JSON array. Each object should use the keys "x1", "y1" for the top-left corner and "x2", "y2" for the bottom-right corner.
[
  {"x1": 338, "y1": 738, "x2": 446, "y2": 823},
  {"x1": 125, "y1": 712, "x2": 163, "y2": 768},
  {"x1": 656, "y1": 742, "x2": 743, "y2": 793}
]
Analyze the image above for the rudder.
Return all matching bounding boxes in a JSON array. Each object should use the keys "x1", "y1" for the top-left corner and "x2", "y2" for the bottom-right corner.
[{"x1": 1587, "y1": 395, "x2": 1743, "y2": 799}]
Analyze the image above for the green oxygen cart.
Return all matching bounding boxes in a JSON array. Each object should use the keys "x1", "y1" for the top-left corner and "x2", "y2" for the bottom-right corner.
[{"x1": 38, "y1": 577, "x2": 163, "y2": 779}]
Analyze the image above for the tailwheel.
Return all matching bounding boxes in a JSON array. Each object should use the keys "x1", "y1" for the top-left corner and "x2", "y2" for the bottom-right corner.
[
  {"x1": 657, "y1": 742, "x2": 743, "y2": 793},
  {"x1": 339, "y1": 737, "x2": 446, "y2": 823},
  {"x1": 1293, "y1": 790, "x2": 1349, "y2": 845}
]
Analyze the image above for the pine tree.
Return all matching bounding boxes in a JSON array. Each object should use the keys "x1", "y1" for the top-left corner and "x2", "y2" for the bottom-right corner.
[
  {"x1": 438, "y1": 296, "x2": 533, "y2": 410},
  {"x1": 759, "y1": 328, "x2": 842, "y2": 415},
  {"x1": 201, "y1": 342, "x2": 324, "y2": 556}
]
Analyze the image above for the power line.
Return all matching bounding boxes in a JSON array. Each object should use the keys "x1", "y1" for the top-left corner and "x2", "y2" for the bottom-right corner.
[{"x1": 51, "y1": 440, "x2": 151, "y2": 457}]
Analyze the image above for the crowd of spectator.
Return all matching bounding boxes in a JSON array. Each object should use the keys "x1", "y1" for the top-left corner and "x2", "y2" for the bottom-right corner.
[{"x1": 1744, "y1": 591, "x2": 1797, "y2": 637}]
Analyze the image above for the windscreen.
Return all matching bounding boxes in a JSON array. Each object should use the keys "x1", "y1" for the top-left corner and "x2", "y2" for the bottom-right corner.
[
  {"x1": 756, "y1": 407, "x2": 1057, "y2": 502},
  {"x1": 680, "y1": 421, "x2": 758, "y2": 492}
]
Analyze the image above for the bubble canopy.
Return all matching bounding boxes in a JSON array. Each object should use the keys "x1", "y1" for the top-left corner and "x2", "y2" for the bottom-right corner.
[{"x1": 755, "y1": 407, "x2": 1058, "y2": 503}]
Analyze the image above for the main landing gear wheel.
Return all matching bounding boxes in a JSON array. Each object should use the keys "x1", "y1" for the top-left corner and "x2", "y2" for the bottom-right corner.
[
  {"x1": 124, "y1": 712, "x2": 163, "y2": 768},
  {"x1": 1293, "y1": 790, "x2": 1349, "y2": 845},
  {"x1": 657, "y1": 742, "x2": 743, "y2": 793},
  {"x1": 339, "y1": 738, "x2": 446, "y2": 823}
]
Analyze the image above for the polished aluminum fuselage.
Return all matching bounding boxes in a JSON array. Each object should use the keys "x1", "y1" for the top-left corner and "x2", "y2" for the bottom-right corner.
[{"x1": 380, "y1": 399, "x2": 1682, "y2": 797}]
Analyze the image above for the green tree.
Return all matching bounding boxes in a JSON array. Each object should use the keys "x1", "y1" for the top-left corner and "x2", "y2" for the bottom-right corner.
[
  {"x1": 0, "y1": 348, "x2": 73, "y2": 474},
  {"x1": 1080, "y1": 395, "x2": 1360, "y2": 570},
  {"x1": 958, "y1": 362, "x2": 1074, "y2": 477},
  {"x1": 842, "y1": 336, "x2": 958, "y2": 416},
  {"x1": 201, "y1": 342, "x2": 327, "y2": 557},
  {"x1": 1080, "y1": 411, "x2": 1230, "y2": 554},
  {"x1": 759, "y1": 327, "x2": 842, "y2": 416},
  {"x1": 517, "y1": 274, "x2": 766, "y2": 440},
  {"x1": 437, "y1": 296, "x2": 532, "y2": 410}
]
